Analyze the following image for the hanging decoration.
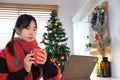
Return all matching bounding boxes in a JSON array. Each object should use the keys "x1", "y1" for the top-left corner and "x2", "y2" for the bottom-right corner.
[{"x1": 88, "y1": 1, "x2": 111, "y2": 57}]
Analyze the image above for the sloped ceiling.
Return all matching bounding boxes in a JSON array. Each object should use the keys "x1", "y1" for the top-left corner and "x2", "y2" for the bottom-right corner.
[{"x1": 73, "y1": 0, "x2": 106, "y2": 22}]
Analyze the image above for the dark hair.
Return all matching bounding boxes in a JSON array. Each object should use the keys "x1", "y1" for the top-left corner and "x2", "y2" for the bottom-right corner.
[{"x1": 8, "y1": 14, "x2": 37, "y2": 56}]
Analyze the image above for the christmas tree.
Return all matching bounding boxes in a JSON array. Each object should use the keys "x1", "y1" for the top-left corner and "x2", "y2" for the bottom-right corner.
[{"x1": 41, "y1": 10, "x2": 70, "y2": 72}]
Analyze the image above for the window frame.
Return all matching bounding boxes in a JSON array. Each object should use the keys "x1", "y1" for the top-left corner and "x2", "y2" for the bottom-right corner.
[
  {"x1": 0, "y1": 2, "x2": 58, "y2": 11},
  {"x1": 0, "y1": 2, "x2": 58, "y2": 48}
]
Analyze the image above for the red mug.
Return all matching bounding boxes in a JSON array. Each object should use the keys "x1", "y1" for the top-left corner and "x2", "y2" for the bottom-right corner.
[{"x1": 32, "y1": 48, "x2": 43, "y2": 63}]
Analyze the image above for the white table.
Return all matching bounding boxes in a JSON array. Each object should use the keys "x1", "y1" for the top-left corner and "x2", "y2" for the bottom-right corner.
[
  {"x1": 39, "y1": 75, "x2": 119, "y2": 80},
  {"x1": 91, "y1": 76, "x2": 119, "y2": 80},
  {"x1": 40, "y1": 77, "x2": 119, "y2": 80}
]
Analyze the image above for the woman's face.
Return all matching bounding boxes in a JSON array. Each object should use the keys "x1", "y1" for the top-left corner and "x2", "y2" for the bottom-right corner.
[{"x1": 17, "y1": 20, "x2": 37, "y2": 42}]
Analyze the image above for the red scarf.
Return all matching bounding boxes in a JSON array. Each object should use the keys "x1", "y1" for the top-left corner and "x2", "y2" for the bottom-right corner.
[
  {"x1": 5, "y1": 38, "x2": 38, "y2": 80},
  {"x1": 15, "y1": 38, "x2": 38, "y2": 54}
]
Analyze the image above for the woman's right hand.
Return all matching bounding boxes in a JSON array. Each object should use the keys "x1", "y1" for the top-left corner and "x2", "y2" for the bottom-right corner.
[{"x1": 24, "y1": 52, "x2": 35, "y2": 72}]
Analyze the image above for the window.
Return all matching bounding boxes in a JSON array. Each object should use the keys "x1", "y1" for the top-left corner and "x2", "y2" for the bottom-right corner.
[{"x1": 0, "y1": 2, "x2": 58, "y2": 48}]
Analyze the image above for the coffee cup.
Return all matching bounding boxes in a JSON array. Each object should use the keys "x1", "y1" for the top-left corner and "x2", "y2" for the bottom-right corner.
[{"x1": 32, "y1": 48, "x2": 43, "y2": 63}]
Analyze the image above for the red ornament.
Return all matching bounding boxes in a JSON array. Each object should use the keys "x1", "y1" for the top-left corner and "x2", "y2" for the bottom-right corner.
[
  {"x1": 100, "y1": 34, "x2": 103, "y2": 40},
  {"x1": 95, "y1": 32, "x2": 99, "y2": 41},
  {"x1": 66, "y1": 54, "x2": 68, "y2": 61},
  {"x1": 58, "y1": 27, "x2": 62, "y2": 30},
  {"x1": 42, "y1": 40, "x2": 45, "y2": 43},
  {"x1": 47, "y1": 29, "x2": 50, "y2": 31},
  {"x1": 53, "y1": 28, "x2": 57, "y2": 32},
  {"x1": 51, "y1": 58, "x2": 56, "y2": 62},
  {"x1": 52, "y1": 10, "x2": 57, "y2": 16},
  {"x1": 60, "y1": 56, "x2": 65, "y2": 60}
]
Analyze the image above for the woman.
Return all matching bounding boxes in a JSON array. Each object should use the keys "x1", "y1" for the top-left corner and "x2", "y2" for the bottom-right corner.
[{"x1": 0, "y1": 14, "x2": 61, "y2": 80}]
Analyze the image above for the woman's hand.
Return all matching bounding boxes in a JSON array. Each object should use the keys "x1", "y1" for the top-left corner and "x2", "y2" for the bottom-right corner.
[{"x1": 24, "y1": 53, "x2": 35, "y2": 72}]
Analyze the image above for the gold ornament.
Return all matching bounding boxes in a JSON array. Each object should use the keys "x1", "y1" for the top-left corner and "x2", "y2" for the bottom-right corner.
[
  {"x1": 53, "y1": 28, "x2": 57, "y2": 32},
  {"x1": 47, "y1": 22, "x2": 51, "y2": 26}
]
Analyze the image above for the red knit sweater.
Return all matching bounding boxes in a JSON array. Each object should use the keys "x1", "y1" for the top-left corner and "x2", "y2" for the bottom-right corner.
[{"x1": 0, "y1": 38, "x2": 61, "y2": 80}]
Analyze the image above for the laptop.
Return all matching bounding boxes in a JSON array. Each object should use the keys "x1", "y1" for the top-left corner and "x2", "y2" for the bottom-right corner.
[{"x1": 61, "y1": 55, "x2": 98, "y2": 80}]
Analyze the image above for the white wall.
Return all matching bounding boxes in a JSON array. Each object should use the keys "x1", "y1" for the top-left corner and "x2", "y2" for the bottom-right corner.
[
  {"x1": 72, "y1": 0, "x2": 106, "y2": 55},
  {"x1": 73, "y1": 17, "x2": 89, "y2": 55},
  {"x1": 108, "y1": 0, "x2": 120, "y2": 78}
]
